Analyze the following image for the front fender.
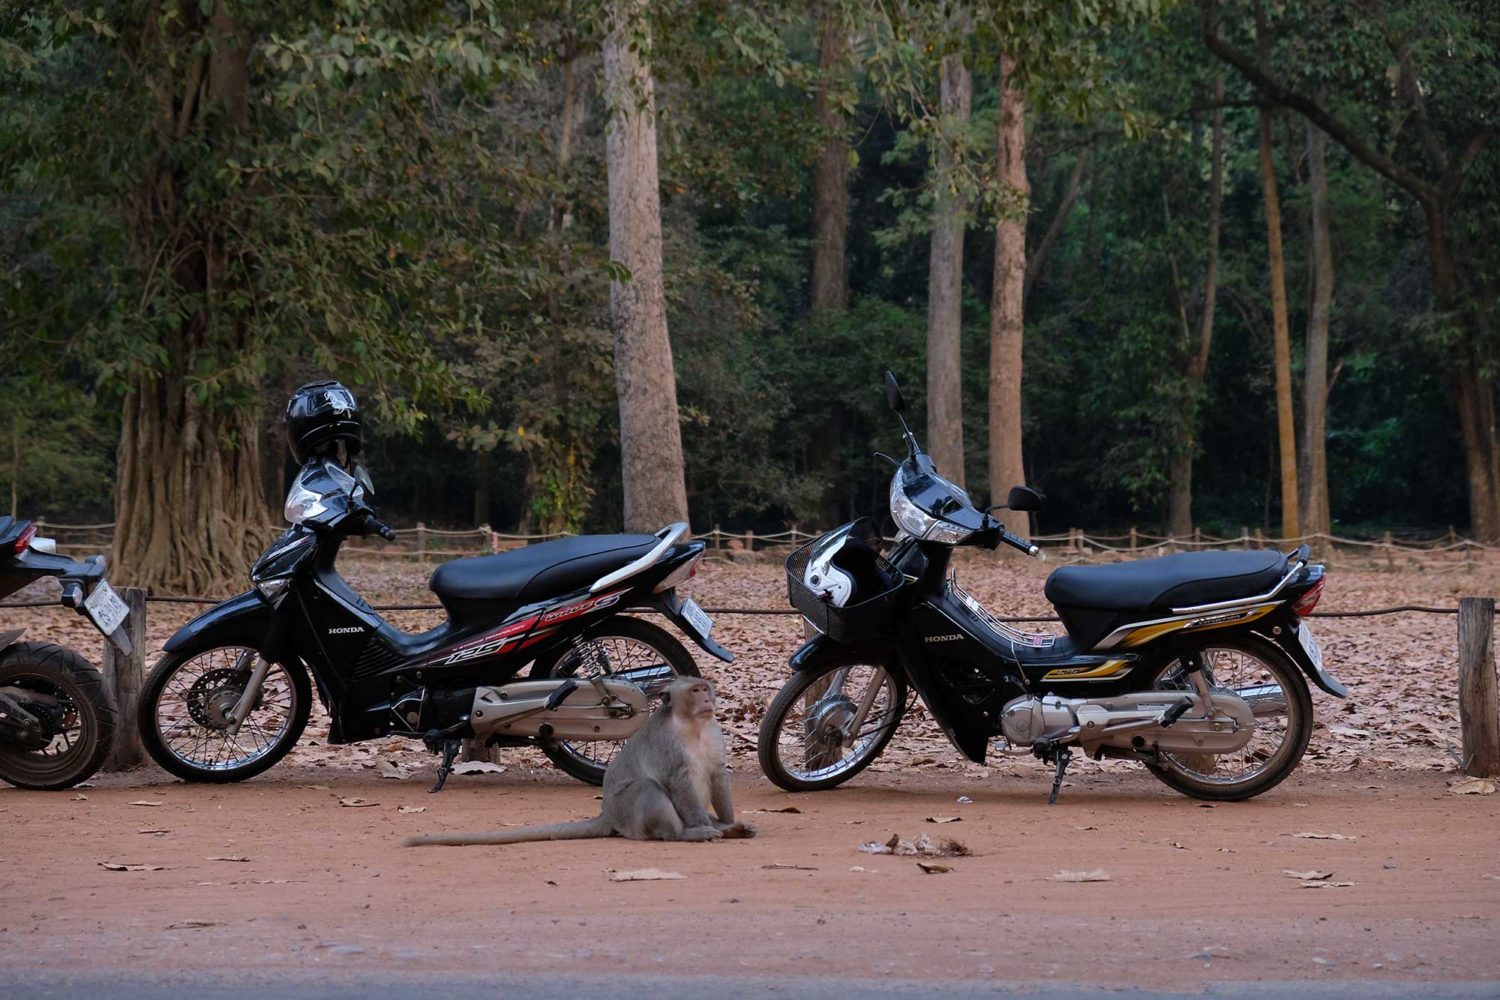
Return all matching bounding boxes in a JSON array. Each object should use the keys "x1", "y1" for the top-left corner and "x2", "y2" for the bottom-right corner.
[
  {"x1": 163, "y1": 590, "x2": 276, "y2": 660},
  {"x1": 788, "y1": 632, "x2": 898, "y2": 674}
]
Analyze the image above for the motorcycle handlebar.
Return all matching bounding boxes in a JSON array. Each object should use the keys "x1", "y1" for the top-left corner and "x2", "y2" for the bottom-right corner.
[{"x1": 351, "y1": 511, "x2": 397, "y2": 542}]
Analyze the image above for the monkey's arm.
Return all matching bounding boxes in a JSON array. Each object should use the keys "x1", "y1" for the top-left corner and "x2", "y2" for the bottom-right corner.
[{"x1": 709, "y1": 769, "x2": 757, "y2": 839}]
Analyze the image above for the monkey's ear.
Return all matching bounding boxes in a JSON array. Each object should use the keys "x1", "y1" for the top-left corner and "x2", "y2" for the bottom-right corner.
[{"x1": 660, "y1": 688, "x2": 672, "y2": 708}]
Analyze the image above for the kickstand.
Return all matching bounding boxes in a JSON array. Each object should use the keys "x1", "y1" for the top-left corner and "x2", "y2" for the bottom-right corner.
[
  {"x1": 1047, "y1": 746, "x2": 1073, "y2": 806},
  {"x1": 429, "y1": 738, "x2": 462, "y2": 793}
]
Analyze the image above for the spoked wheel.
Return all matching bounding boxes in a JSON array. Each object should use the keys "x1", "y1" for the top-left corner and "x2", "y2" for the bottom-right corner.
[
  {"x1": 140, "y1": 645, "x2": 310, "y2": 783},
  {"x1": 530, "y1": 617, "x2": 700, "y2": 785},
  {"x1": 0, "y1": 642, "x2": 115, "y2": 790},
  {"x1": 1145, "y1": 637, "x2": 1313, "y2": 801},
  {"x1": 758, "y1": 661, "x2": 907, "y2": 792}
]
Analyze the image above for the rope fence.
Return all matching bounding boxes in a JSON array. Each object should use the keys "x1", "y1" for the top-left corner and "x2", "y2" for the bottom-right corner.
[{"x1": 18, "y1": 519, "x2": 1500, "y2": 561}]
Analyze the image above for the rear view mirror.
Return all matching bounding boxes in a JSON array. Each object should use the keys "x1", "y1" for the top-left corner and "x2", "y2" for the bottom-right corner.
[
  {"x1": 883, "y1": 370, "x2": 906, "y2": 413},
  {"x1": 1006, "y1": 486, "x2": 1042, "y2": 512}
]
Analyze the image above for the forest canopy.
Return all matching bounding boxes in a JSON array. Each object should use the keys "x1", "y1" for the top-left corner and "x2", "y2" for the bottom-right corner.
[{"x1": 1, "y1": 0, "x2": 1495, "y2": 591}]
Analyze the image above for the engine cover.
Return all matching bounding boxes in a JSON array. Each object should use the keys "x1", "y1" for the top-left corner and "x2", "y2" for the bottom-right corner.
[
  {"x1": 999, "y1": 689, "x2": 1256, "y2": 755},
  {"x1": 469, "y1": 678, "x2": 648, "y2": 743}
]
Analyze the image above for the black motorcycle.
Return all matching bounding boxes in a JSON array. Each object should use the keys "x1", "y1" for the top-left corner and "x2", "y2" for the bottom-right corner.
[
  {"x1": 137, "y1": 458, "x2": 730, "y2": 789},
  {"x1": 757, "y1": 372, "x2": 1343, "y2": 802},
  {"x1": 1, "y1": 517, "x2": 132, "y2": 790}
]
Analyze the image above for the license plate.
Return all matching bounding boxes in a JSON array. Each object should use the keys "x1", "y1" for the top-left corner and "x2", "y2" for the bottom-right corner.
[
  {"x1": 84, "y1": 580, "x2": 129, "y2": 636},
  {"x1": 680, "y1": 598, "x2": 713, "y2": 640},
  {"x1": 1297, "y1": 622, "x2": 1323, "y2": 670}
]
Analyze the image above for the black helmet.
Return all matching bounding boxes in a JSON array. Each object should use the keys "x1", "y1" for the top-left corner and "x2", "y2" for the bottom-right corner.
[{"x1": 285, "y1": 380, "x2": 362, "y2": 465}]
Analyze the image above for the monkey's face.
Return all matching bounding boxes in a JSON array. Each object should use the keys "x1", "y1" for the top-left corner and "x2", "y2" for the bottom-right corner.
[{"x1": 667, "y1": 679, "x2": 716, "y2": 721}]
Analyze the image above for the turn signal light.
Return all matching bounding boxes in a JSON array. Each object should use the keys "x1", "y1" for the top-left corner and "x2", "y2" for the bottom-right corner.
[
  {"x1": 14, "y1": 524, "x2": 35, "y2": 552},
  {"x1": 1289, "y1": 576, "x2": 1325, "y2": 617}
]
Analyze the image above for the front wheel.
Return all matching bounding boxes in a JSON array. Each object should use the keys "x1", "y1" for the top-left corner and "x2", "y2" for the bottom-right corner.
[
  {"x1": 758, "y1": 660, "x2": 907, "y2": 792},
  {"x1": 0, "y1": 642, "x2": 115, "y2": 790},
  {"x1": 1144, "y1": 636, "x2": 1313, "y2": 801},
  {"x1": 530, "y1": 616, "x2": 701, "y2": 786},
  {"x1": 139, "y1": 645, "x2": 311, "y2": 783}
]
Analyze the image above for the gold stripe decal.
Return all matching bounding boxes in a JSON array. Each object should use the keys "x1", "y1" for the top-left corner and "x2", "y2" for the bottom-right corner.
[
  {"x1": 1119, "y1": 605, "x2": 1275, "y2": 648},
  {"x1": 1043, "y1": 659, "x2": 1132, "y2": 681}
]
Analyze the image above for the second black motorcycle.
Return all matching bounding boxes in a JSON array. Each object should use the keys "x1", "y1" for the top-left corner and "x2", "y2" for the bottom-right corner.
[
  {"x1": 757, "y1": 372, "x2": 1344, "y2": 803},
  {"x1": 138, "y1": 382, "x2": 729, "y2": 789}
]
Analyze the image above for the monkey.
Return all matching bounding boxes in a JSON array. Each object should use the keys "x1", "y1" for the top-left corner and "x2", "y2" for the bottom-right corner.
[{"x1": 405, "y1": 677, "x2": 755, "y2": 847}]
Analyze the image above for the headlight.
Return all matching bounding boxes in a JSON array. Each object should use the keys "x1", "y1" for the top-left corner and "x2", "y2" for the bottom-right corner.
[
  {"x1": 889, "y1": 474, "x2": 971, "y2": 544},
  {"x1": 284, "y1": 481, "x2": 328, "y2": 524}
]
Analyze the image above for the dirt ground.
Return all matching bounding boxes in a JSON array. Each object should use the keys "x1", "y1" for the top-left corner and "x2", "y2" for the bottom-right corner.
[
  {"x1": 2, "y1": 765, "x2": 1497, "y2": 988},
  {"x1": 3, "y1": 555, "x2": 1498, "y2": 988}
]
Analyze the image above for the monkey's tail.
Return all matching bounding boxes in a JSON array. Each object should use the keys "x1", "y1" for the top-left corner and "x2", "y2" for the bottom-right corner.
[{"x1": 403, "y1": 815, "x2": 614, "y2": 847}]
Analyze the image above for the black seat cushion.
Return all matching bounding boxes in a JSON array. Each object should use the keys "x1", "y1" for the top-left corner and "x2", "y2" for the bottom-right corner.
[
  {"x1": 429, "y1": 533, "x2": 659, "y2": 605},
  {"x1": 1044, "y1": 550, "x2": 1286, "y2": 612}
]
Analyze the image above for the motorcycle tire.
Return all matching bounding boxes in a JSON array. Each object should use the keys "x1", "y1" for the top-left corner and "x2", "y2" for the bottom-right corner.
[
  {"x1": 758, "y1": 660, "x2": 907, "y2": 792},
  {"x1": 0, "y1": 641, "x2": 115, "y2": 790}
]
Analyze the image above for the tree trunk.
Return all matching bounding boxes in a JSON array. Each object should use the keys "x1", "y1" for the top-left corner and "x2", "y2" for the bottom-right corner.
[
  {"x1": 112, "y1": 5, "x2": 269, "y2": 594},
  {"x1": 1301, "y1": 115, "x2": 1333, "y2": 543},
  {"x1": 1167, "y1": 78, "x2": 1225, "y2": 539},
  {"x1": 473, "y1": 448, "x2": 492, "y2": 527},
  {"x1": 925, "y1": 48, "x2": 971, "y2": 489},
  {"x1": 603, "y1": 0, "x2": 689, "y2": 533},
  {"x1": 987, "y1": 55, "x2": 1028, "y2": 533},
  {"x1": 1023, "y1": 145, "x2": 1090, "y2": 306},
  {"x1": 811, "y1": 9, "x2": 850, "y2": 312},
  {"x1": 1257, "y1": 105, "x2": 1299, "y2": 542}
]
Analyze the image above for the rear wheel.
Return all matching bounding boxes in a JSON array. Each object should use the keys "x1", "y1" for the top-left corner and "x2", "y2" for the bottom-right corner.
[
  {"x1": 1144, "y1": 637, "x2": 1312, "y2": 801},
  {"x1": 530, "y1": 617, "x2": 700, "y2": 785},
  {"x1": 758, "y1": 661, "x2": 907, "y2": 792},
  {"x1": 0, "y1": 642, "x2": 115, "y2": 790},
  {"x1": 139, "y1": 645, "x2": 310, "y2": 783}
]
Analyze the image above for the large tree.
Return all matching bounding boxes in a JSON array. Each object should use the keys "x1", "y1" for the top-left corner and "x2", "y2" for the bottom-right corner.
[
  {"x1": 603, "y1": 0, "x2": 690, "y2": 532},
  {"x1": 987, "y1": 52, "x2": 1029, "y2": 535},
  {"x1": 925, "y1": 18, "x2": 973, "y2": 488}
]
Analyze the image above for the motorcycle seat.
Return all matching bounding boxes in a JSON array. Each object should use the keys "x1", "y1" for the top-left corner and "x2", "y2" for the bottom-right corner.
[
  {"x1": 1044, "y1": 550, "x2": 1287, "y2": 612},
  {"x1": 429, "y1": 533, "x2": 660, "y2": 608}
]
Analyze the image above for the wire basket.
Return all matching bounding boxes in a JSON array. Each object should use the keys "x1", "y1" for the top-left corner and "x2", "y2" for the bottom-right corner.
[{"x1": 784, "y1": 536, "x2": 904, "y2": 643}]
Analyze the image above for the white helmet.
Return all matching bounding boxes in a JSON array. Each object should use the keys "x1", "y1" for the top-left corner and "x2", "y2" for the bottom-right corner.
[{"x1": 802, "y1": 518, "x2": 889, "y2": 608}]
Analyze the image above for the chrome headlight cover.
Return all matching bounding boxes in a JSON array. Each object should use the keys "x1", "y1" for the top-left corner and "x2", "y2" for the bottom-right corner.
[{"x1": 889, "y1": 473, "x2": 971, "y2": 544}]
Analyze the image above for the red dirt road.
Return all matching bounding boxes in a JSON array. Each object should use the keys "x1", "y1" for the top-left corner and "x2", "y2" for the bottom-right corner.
[{"x1": 3, "y1": 763, "x2": 1496, "y2": 989}]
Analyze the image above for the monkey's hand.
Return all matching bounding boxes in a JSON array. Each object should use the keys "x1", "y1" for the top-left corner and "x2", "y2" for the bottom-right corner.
[{"x1": 717, "y1": 821, "x2": 756, "y2": 839}]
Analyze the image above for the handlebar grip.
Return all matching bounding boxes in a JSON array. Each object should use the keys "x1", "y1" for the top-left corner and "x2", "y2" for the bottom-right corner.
[
  {"x1": 375, "y1": 522, "x2": 397, "y2": 542},
  {"x1": 1000, "y1": 529, "x2": 1041, "y2": 558},
  {"x1": 354, "y1": 511, "x2": 397, "y2": 541}
]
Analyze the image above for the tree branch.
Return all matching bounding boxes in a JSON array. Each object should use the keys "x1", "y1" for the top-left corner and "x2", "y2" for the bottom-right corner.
[
  {"x1": 1024, "y1": 144, "x2": 1090, "y2": 303},
  {"x1": 1201, "y1": 0, "x2": 1436, "y2": 205}
]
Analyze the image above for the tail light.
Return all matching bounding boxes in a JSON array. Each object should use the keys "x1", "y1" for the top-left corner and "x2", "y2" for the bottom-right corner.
[
  {"x1": 1289, "y1": 575, "x2": 1325, "y2": 617},
  {"x1": 14, "y1": 523, "x2": 35, "y2": 552}
]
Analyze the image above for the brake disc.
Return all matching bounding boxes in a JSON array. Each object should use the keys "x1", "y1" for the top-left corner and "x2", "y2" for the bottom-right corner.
[
  {"x1": 186, "y1": 667, "x2": 250, "y2": 729},
  {"x1": 802, "y1": 693, "x2": 858, "y2": 770}
]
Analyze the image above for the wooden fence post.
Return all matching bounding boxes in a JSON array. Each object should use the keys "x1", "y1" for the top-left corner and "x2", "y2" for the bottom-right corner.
[
  {"x1": 103, "y1": 587, "x2": 147, "y2": 771},
  {"x1": 1129, "y1": 526, "x2": 1137, "y2": 551},
  {"x1": 1254, "y1": 528, "x2": 1264, "y2": 549},
  {"x1": 416, "y1": 522, "x2": 426, "y2": 561},
  {"x1": 1459, "y1": 597, "x2": 1499, "y2": 778}
]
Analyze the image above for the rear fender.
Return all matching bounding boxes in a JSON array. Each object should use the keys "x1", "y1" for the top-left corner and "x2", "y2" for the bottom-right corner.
[
  {"x1": 163, "y1": 591, "x2": 279, "y2": 661},
  {"x1": 646, "y1": 589, "x2": 734, "y2": 663},
  {"x1": 0, "y1": 628, "x2": 26, "y2": 655},
  {"x1": 1254, "y1": 616, "x2": 1347, "y2": 698}
]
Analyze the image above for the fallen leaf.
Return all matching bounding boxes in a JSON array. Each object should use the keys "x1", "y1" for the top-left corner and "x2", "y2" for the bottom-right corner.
[
  {"x1": 295, "y1": 784, "x2": 331, "y2": 791},
  {"x1": 761, "y1": 863, "x2": 817, "y2": 871},
  {"x1": 956, "y1": 796, "x2": 973, "y2": 804},
  {"x1": 166, "y1": 920, "x2": 221, "y2": 930},
  {"x1": 917, "y1": 862, "x2": 953, "y2": 874},
  {"x1": 71, "y1": 794, "x2": 88, "y2": 801},
  {"x1": 1284, "y1": 869, "x2": 1335, "y2": 880},
  {"x1": 451, "y1": 761, "x2": 504, "y2": 775},
  {"x1": 397, "y1": 805, "x2": 427, "y2": 814},
  {"x1": 1288, "y1": 832, "x2": 1357, "y2": 841},
  {"x1": 376, "y1": 760, "x2": 407, "y2": 780},
  {"x1": 1073, "y1": 825, "x2": 1098, "y2": 831},
  {"x1": 1168, "y1": 841, "x2": 1189, "y2": 850},
  {"x1": 746, "y1": 806, "x2": 801, "y2": 814},
  {"x1": 206, "y1": 855, "x2": 252, "y2": 863},
  {"x1": 925, "y1": 816, "x2": 962, "y2": 824},
  {"x1": 137, "y1": 828, "x2": 169, "y2": 836},
  {"x1": 1050, "y1": 869, "x2": 1111, "y2": 882},
  {"x1": 1299, "y1": 880, "x2": 1356, "y2": 889},
  {"x1": 129, "y1": 800, "x2": 163, "y2": 807},
  {"x1": 99, "y1": 862, "x2": 167, "y2": 872},
  {"x1": 338, "y1": 797, "x2": 378, "y2": 808},
  {"x1": 1449, "y1": 776, "x2": 1497, "y2": 795},
  {"x1": 608, "y1": 868, "x2": 685, "y2": 882}
]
